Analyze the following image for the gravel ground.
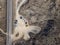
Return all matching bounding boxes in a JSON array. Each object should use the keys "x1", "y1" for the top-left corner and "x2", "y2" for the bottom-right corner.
[
  {"x1": 0, "y1": 0, "x2": 7, "y2": 45},
  {"x1": 0, "y1": 0, "x2": 60, "y2": 45}
]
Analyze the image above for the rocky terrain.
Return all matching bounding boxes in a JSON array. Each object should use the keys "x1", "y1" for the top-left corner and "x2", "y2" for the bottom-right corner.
[{"x1": 0, "y1": 0, "x2": 60, "y2": 45}]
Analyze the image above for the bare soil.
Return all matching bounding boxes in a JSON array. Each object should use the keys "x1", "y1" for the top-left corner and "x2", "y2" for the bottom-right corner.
[{"x1": 0, "y1": 0, "x2": 60, "y2": 45}]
